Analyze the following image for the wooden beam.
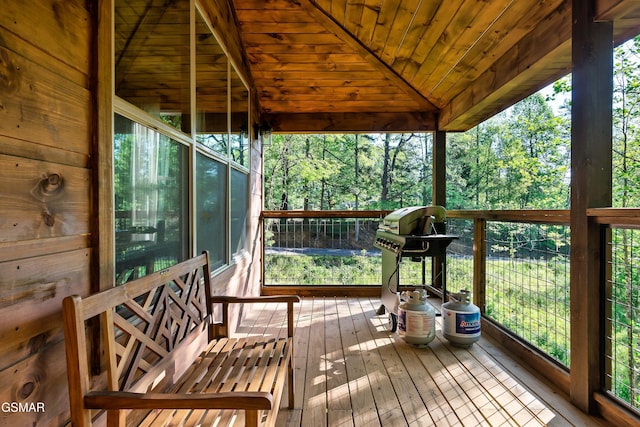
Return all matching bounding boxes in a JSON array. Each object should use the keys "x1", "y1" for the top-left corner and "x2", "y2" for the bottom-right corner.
[
  {"x1": 432, "y1": 131, "x2": 446, "y2": 207},
  {"x1": 447, "y1": 209, "x2": 571, "y2": 224},
  {"x1": 301, "y1": 0, "x2": 439, "y2": 113},
  {"x1": 595, "y1": 0, "x2": 640, "y2": 21},
  {"x1": 261, "y1": 286, "x2": 380, "y2": 298},
  {"x1": 261, "y1": 210, "x2": 390, "y2": 219},
  {"x1": 264, "y1": 111, "x2": 437, "y2": 133},
  {"x1": 473, "y1": 218, "x2": 487, "y2": 313},
  {"x1": 440, "y1": 0, "x2": 572, "y2": 131},
  {"x1": 94, "y1": 0, "x2": 115, "y2": 292},
  {"x1": 570, "y1": 0, "x2": 613, "y2": 413}
]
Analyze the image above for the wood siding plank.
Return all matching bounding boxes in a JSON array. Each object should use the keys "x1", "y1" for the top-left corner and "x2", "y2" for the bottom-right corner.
[
  {"x1": 0, "y1": 249, "x2": 90, "y2": 370},
  {"x1": 0, "y1": 154, "x2": 90, "y2": 243}
]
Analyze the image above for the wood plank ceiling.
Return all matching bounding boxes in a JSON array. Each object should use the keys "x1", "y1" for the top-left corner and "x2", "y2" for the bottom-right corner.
[{"x1": 232, "y1": 0, "x2": 640, "y2": 133}]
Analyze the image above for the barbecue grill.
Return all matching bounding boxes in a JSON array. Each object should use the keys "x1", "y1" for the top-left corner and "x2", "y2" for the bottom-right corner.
[{"x1": 373, "y1": 206, "x2": 458, "y2": 331}]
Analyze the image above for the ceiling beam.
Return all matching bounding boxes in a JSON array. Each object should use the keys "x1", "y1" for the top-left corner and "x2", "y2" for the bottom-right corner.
[
  {"x1": 300, "y1": 0, "x2": 439, "y2": 113},
  {"x1": 265, "y1": 111, "x2": 437, "y2": 133},
  {"x1": 595, "y1": 0, "x2": 640, "y2": 21}
]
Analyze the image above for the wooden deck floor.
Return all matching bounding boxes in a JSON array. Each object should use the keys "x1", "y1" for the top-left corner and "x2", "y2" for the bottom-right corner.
[{"x1": 235, "y1": 297, "x2": 609, "y2": 427}]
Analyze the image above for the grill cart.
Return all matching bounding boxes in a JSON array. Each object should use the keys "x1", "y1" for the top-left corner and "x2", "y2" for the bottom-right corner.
[{"x1": 373, "y1": 206, "x2": 458, "y2": 331}]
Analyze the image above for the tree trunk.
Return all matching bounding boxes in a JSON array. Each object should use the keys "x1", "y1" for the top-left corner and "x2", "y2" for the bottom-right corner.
[{"x1": 381, "y1": 133, "x2": 391, "y2": 204}]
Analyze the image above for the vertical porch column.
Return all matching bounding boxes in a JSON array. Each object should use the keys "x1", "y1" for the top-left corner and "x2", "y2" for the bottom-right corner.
[
  {"x1": 94, "y1": 0, "x2": 115, "y2": 292},
  {"x1": 570, "y1": 0, "x2": 613, "y2": 413},
  {"x1": 432, "y1": 130, "x2": 446, "y2": 292}
]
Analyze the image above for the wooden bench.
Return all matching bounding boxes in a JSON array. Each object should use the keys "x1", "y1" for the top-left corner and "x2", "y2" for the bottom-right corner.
[{"x1": 62, "y1": 252, "x2": 300, "y2": 427}]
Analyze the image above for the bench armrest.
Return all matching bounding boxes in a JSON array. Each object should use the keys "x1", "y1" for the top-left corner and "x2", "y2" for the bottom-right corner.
[
  {"x1": 210, "y1": 295, "x2": 300, "y2": 304},
  {"x1": 85, "y1": 391, "x2": 273, "y2": 411},
  {"x1": 210, "y1": 295, "x2": 300, "y2": 338}
]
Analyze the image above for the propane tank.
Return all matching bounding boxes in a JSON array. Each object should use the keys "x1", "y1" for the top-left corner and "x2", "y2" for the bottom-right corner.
[
  {"x1": 442, "y1": 289, "x2": 481, "y2": 347},
  {"x1": 398, "y1": 289, "x2": 436, "y2": 347}
]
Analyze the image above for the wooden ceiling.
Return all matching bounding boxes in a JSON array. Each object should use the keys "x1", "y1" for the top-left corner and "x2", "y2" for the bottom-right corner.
[{"x1": 231, "y1": 0, "x2": 640, "y2": 132}]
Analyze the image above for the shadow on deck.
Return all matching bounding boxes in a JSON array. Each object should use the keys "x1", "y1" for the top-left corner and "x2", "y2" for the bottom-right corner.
[{"x1": 234, "y1": 296, "x2": 610, "y2": 427}]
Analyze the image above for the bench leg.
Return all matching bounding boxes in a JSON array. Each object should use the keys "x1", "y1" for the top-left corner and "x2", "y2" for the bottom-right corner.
[
  {"x1": 107, "y1": 409, "x2": 125, "y2": 427},
  {"x1": 245, "y1": 410, "x2": 259, "y2": 427},
  {"x1": 288, "y1": 357, "x2": 295, "y2": 409}
]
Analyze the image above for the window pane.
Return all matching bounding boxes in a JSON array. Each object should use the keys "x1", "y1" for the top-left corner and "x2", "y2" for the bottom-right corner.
[
  {"x1": 196, "y1": 12, "x2": 228, "y2": 155},
  {"x1": 231, "y1": 168, "x2": 248, "y2": 255},
  {"x1": 196, "y1": 152, "x2": 228, "y2": 269},
  {"x1": 114, "y1": 114, "x2": 189, "y2": 284},
  {"x1": 115, "y1": 0, "x2": 190, "y2": 132},
  {"x1": 230, "y1": 66, "x2": 249, "y2": 166}
]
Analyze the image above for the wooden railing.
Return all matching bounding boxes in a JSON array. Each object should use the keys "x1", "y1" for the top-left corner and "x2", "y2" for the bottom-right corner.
[
  {"x1": 587, "y1": 208, "x2": 640, "y2": 424},
  {"x1": 446, "y1": 209, "x2": 571, "y2": 301},
  {"x1": 260, "y1": 210, "x2": 389, "y2": 296}
]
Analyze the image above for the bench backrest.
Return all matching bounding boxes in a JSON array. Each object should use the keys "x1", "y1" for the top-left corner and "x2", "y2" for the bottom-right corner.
[{"x1": 63, "y1": 252, "x2": 213, "y2": 425}]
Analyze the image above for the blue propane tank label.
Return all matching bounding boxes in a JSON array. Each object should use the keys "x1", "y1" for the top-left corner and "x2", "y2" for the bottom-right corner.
[
  {"x1": 442, "y1": 306, "x2": 481, "y2": 338},
  {"x1": 455, "y1": 312, "x2": 481, "y2": 334}
]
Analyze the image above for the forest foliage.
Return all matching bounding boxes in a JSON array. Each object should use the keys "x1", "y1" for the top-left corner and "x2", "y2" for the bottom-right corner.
[{"x1": 264, "y1": 94, "x2": 573, "y2": 211}]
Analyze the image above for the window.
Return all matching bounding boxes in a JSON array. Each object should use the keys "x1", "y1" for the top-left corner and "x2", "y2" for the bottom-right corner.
[
  {"x1": 114, "y1": 0, "x2": 191, "y2": 133},
  {"x1": 113, "y1": 5, "x2": 251, "y2": 283},
  {"x1": 113, "y1": 114, "x2": 189, "y2": 284},
  {"x1": 196, "y1": 12, "x2": 228, "y2": 155},
  {"x1": 196, "y1": 152, "x2": 227, "y2": 269},
  {"x1": 230, "y1": 167, "x2": 248, "y2": 255},
  {"x1": 230, "y1": 67, "x2": 249, "y2": 166}
]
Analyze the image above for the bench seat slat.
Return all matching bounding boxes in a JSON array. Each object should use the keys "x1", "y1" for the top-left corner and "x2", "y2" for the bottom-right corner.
[
  {"x1": 251, "y1": 339, "x2": 288, "y2": 393},
  {"x1": 220, "y1": 340, "x2": 265, "y2": 393},
  {"x1": 128, "y1": 337, "x2": 292, "y2": 427}
]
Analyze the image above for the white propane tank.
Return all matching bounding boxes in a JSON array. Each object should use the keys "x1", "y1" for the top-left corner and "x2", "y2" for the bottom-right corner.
[
  {"x1": 442, "y1": 289, "x2": 481, "y2": 347},
  {"x1": 398, "y1": 289, "x2": 436, "y2": 347}
]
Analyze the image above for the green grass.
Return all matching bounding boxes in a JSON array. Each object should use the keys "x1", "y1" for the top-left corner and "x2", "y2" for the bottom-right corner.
[
  {"x1": 265, "y1": 253, "x2": 571, "y2": 366},
  {"x1": 264, "y1": 252, "x2": 428, "y2": 286}
]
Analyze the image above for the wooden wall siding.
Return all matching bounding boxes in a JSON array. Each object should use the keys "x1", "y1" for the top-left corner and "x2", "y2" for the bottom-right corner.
[
  {"x1": 0, "y1": 21, "x2": 90, "y2": 163},
  {"x1": 0, "y1": 0, "x2": 92, "y2": 425},
  {"x1": 0, "y1": 156, "x2": 90, "y2": 241}
]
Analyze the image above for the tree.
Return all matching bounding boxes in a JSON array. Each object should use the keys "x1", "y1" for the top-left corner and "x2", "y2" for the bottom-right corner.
[
  {"x1": 447, "y1": 122, "x2": 503, "y2": 209},
  {"x1": 611, "y1": 36, "x2": 640, "y2": 407},
  {"x1": 504, "y1": 93, "x2": 569, "y2": 209}
]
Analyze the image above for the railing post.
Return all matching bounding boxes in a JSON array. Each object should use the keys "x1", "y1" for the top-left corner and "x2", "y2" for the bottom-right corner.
[
  {"x1": 473, "y1": 218, "x2": 486, "y2": 313},
  {"x1": 261, "y1": 214, "x2": 266, "y2": 291},
  {"x1": 602, "y1": 223, "x2": 613, "y2": 395}
]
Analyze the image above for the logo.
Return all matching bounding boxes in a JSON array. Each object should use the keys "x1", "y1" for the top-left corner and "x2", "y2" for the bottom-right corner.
[{"x1": 1, "y1": 402, "x2": 45, "y2": 413}]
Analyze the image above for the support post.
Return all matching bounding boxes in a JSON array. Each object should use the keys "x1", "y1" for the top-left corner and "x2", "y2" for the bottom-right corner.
[
  {"x1": 432, "y1": 130, "x2": 446, "y2": 294},
  {"x1": 570, "y1": 0, "x2": 613, "y2": 413}
]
